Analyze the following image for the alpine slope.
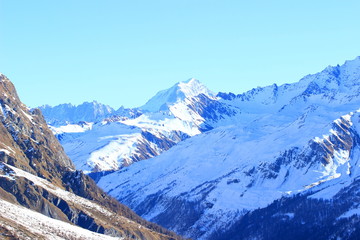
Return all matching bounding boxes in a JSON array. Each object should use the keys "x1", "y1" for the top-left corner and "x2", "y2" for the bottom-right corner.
[{"x1": 94, "y1": 57, "x2": 360, "y2": 239}]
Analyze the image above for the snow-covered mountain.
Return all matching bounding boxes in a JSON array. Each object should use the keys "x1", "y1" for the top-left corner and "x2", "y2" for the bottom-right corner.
[
  {"x1": 141, "y1": 78, "x2": 215, "y2": 112},
  {"x1": 39, "y1": 101, "x2": 115, "y2": 126},
  {"x1": 39, "y1": 101, "x2": 143, "y2": 127},
  {"x1": 46, "y1": 78, "x2": 236, "y2": 172},
  {"x1": 96, "y1": 57, "x2": 360, "y2": 239},
  {"x1": 0, "y1": 74, "x2": 181, "y2": 240}
]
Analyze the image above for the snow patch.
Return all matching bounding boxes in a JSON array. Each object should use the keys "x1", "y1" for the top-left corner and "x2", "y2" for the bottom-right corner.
[
  {"x1": 50, "y1": 122, "x2": 94, "y2": 135},
  {"x1": 0, "y1": 198, "x2": 122, "y2": 240},
  {"x1": 87, "y1": 133, "x2": 143, "y2": 171},
  {"x1": 0, "y1": 104, "x2": 6, "y2": 119},
  {"x1": 5, "y1": 163, "x2": 114, "y2": 217},
  {"x1": 338, "y1": 208, "x2": 360, "y2": 220},
  {"x1": 0, "y1": 148, "x2": 11, "y2": 155},
  {"x1": 20, "y1": 109, "x2": 34, "y2": 123}
]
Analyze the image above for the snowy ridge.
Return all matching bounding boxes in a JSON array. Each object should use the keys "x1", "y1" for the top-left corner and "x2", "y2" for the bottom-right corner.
[
  {"x1": 141, "y1": 78, "x2": 215, "y2": 112},
  {"x1": 39, "y1": 101, "x2": 115, "y2": 126}
]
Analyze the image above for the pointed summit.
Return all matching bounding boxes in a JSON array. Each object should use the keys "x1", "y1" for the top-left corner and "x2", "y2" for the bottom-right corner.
[
  {"x1": 178, "y1": 78, "x2": 213, "y2": 99},
  {"x1": 140, "y1": 78, "x2": 214, "y2": 112}
]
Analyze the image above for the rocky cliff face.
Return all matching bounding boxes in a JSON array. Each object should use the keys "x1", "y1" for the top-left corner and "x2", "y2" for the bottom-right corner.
[
  {"x1": 0, "y1": 74, "x2": 181, "y2": 240},
  {"x1": 0, "y1": 74, "x2": 73, "y2": 182}
]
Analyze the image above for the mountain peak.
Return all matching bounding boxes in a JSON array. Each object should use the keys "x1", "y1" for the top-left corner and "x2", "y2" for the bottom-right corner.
[
  {"x1": 303, "y1": 56, "x2": 360, "y2": 90},
  {"x1": 182, "y1": 77, "x2": 199, "y2": 84},
  {"x1": 178, "y1": 78, "x2": 213, "y2": 97},
  {"x1": 39, "y1": 101, "x2": 115, "y2": 126},
  {"x1": 141, "y1": 78, "x2": 214, "y2": 112},
  {"x1": 0, "y1": 73, "x2": 6, "y2": 80}
]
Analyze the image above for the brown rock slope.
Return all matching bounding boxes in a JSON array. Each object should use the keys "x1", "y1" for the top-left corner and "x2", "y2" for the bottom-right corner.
[{"x1": 0, "y1": 74, "x2": 182, "y2": 240}]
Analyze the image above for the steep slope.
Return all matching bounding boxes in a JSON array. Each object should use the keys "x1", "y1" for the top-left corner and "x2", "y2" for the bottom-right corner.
[
  {"x1": 0, "y1": 74, "x2": 181, "y2": 240},
  {"x1": 98, "y1": 57, "x2": 360, "y2": 239},
  {"x1": 0, "y1": 74, "x2": 74, "y2": 184},
  {"x1": 0, "y1": 197, "x2": 120, "y2": 240}
]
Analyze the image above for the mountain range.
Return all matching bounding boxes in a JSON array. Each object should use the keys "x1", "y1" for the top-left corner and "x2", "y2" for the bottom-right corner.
[
  {"x1": 40, "y1": 57, "x2": 360, "y2": 239},
  {"x1": 40, "y1": 78, "x2": 232, "y2": 173},
  {"x1": 0, "y1": 74, "x2": 181, "y2": 240}
]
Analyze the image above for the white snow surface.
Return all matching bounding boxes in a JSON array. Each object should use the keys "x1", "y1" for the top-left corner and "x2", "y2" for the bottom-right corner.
[
  {"x1": 99, "y1": 111, "x2": 360, "y2": 239},
  {"x1": 97, "y1": 57, "x2": 360, "y2": 239},
  {"x1": 53, "y1": 121, "x2": 144, "y2": 172},
  {"x1": 0, "y1": 198, "x2": 122, "y2": 240},
  {"x1": 38, "y1": 57, "x2": 360, "y2": 238},
  {"x1": 338, "y1": 208, "x2": 360, "y2": 220},
  {"x1": 50, "y1": 122, "x2": 94, "y2": 134},
  {"x1": 0, "y1": 149, "x2": 11, "y2": 155}
]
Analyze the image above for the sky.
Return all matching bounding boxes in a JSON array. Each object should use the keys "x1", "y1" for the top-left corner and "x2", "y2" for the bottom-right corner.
[{"x1": 0, "y1": 0, "x2": 360, "y2": 109}]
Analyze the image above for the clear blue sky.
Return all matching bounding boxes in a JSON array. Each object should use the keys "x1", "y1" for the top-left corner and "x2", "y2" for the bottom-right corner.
[{"x1": 1, "y1": 0, "x2": 359, "y2": 109}]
